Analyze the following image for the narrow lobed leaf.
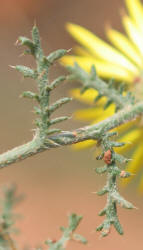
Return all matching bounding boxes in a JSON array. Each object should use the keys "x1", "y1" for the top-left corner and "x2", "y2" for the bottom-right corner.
[
  {"x1": 18, "y1": 36, "x2": 35, "y2": 54},
  {"x1": 104, "y1": 99, "x2": 113, "y2": 109},
  {"x1": 69, "y1": 213, "x2": 82, "y2": 231},
  {"x1": 113, "y1": 219, "x2": 124, "y2": 235},
  {"x1": 22, "y1": 91, "x2": 39, "y2": 101},
  {"x1": 32, "y1": 25, "x2": 41, "y2": 48},
  {"x1": 73, "y1": 233, "x2": 87, "y2": 244},
  {"x1": 46, "y1": 129, "x2": 62, "y2": 135},
  {"x1": 50, "y1": 116, "x2": 70, "y2": 125},
  {"x1": 47, "y1": 97, "x2": 72, "y2": 114},
  {"x1": 98, "y1": 207, "x2": 107, "y2": 216},
  {"x1": 50, "y1": 76, "x2": 67, "y2": 90},
  {"x1": 111, "y1": 192, "x2": 135, "y2": 209},
  {"x1": 47, "y1": 49, "x2": 68, "y2": 64},
  {"x1": 96, "y1": 187, "x2": 108, "y2": 196},
  {"x1": 95, "y1": 166, "x2": 107, "y2": 174},
  {"x1": 15, "y1": 65, "x2": 37, "y2": 79}
]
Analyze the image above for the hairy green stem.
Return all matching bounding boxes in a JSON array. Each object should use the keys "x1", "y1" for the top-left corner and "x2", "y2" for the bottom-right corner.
[
  {"x1": 67, "y1": 63, "x2": 134, "y2": 110},
  {"x1": 0, "y1": 101, "x2": 142, "y2": 169}
]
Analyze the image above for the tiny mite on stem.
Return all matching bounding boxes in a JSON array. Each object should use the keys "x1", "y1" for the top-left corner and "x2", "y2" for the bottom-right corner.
[{"x1": 103, "y1": 150, "x2": 112, "y2": 165}]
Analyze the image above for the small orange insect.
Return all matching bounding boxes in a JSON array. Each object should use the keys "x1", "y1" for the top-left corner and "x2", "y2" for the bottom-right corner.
[{"x1": 103, "y1": 150, "x2": 112, "y2": 165}]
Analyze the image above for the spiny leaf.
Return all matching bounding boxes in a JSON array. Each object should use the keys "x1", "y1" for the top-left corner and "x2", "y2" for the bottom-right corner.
[
  {"x1": 14, "y1": 65, "x2": 37, "y2": 78},
  {"x1": 113, "y1": 219, "x2": 124, "y2": 235},
  {"x1": 80, "y1": 86, "x2": 89, "y2": 94},
  {"x1": 18, "y1": 36, "x2": 35, "y2": 54},
  {"x1": 47, "y1": 97, "x2": 72, "y2": 114},
  {"x1": 46, "y1": 129, "x2": 61, "y2": 135},
  {"x1": 73, "y1": 233, "x2": 87, "y2": 244},
  {"x1": 67, "y1": 62, "x2": 88, "y2": 82},
  {"x1": 104, "y1": 99, "x2": 113, "y2": 109},
  {"x1": 96, "y1": 223, "x2": 104, "y2": 232},
  {"x1": 32, "y1": 25, "x2": 40, "y2": 48},
  {"x1": 22, "y1": 91, "x2": 39, "y2": 101},
  {"x1": 98, "y1": 207, "x2": 107, "y2": 216},
  {"x1": 34, "y1": 106, "x2": 41, "y2": 115},
  {"x1": 109, "y1": 141, "x2": 125, "y2": 147},
  {"x1": 113, "y1": 152, "x2": 129, "y2": 164},
  {"x1": 50, "y1": 76, "x2": 66, "y2": 90},
  {"x1": 95, "y1": 166, "x2": 107, "y2": 174},
  {"x1": 47, "y1": 49, "x2": 68, "y2": 64},
  {"x1": 69, "y1": 214, "x2": 82, "y2": 231},
  {"x1": 96, "y1": 187, "x2": 108, "y2": 196},
  {"x1": 94, "y1": 94, "x2": 102, "y2": 103},
  {"x1": 111, "y1": 192, "x2": 135, "y2": 209},
  {"x1": 50, "y1": 116, "x2": 70, "y2": 125}
]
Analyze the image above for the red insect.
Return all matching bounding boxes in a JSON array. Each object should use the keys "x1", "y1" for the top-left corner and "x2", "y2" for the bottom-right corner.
[{"x1": 103, "y1": 150, "x2": 112, "y2": 165}]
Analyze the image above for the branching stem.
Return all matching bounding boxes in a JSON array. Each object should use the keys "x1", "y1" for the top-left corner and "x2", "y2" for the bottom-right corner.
[{"x1": 0, "y1": 101, "x2": 143, "y2": 168}]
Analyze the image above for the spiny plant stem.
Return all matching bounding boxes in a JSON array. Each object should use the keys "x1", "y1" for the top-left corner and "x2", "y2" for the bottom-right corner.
[
  {"x1": 95, "y1": 133, "x2": 134, "y2": 237},
  {"x1": 67, "y1": 63, "x2": 135, "y2": 110},
  {"x1": 0, "y1": 100, "x2": 143, "y2": 168},
  {"x1": 0, "y1": 26, "x2": 141, "y2": 239},
  {"x1": 45, "y1": 213, "x2": 87, "y2": 250}
]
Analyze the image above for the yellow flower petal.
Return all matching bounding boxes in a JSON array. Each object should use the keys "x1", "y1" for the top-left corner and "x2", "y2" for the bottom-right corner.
[
  {"x1": 70, "y1": 88, "x2": 107, "y2": 106},
  {"x1": 106, "y1": 27, "x2": 143, "y2": 68},
  {"x1": 66, "y1": 23, "x2": 139, "y2": 75},
  {"x1": 114, "y1": 118, "x2": 138, "y2": 135},
  {"x1": 121, "y1": 141, "x2": 143, "y2": 186},
  {"x1": 91, "y1": 106, "x2": 115, "y2": 123},
  {"x1": 70, "y1": 88, "x2": 98, "y2": 105},
  {"x1": 125, "y1": 0, "x2": 143, "y2": 34},
  {"x1": 72, "y1": 139, "x2": 96, "y2": 150},
  {"x1": 115, "y1": 128, "x2": 141, "y2": 154},
  {"x1": 74, "y1": 108, "x2": 102, "y2": 121},
  {"x1": 122, "y1": 15, "x2": 143, "y2": 56},
  {"x1": 61, "y1": 55, "x2": 134, "y2": 83},
  {"x1": 74, "y1": 46, "x2": 93, "y2": 57},
  {"x1": 74, "y1": 105, "x2": 114, "y2": 122}
]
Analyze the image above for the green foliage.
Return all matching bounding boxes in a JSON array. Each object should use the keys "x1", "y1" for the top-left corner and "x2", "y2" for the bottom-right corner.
[
  {"x1": 0, "y1": 185, "x2": 23, "y2": 249},
  {"x1": 15, "y1": 26, "x2": 72, "y2": 139},
  {"x1": 0, "y1": 25, "x2": 143, "y2": 247},
  {"x1": 67, "y1": 63, "x2": 135, "y2": 111},
  {"x1": 93, "y1": 132, "x2": 134, "y2": 236},
  {"x1": 45, "y1": 214, "x2": 87, "y2": 250}
]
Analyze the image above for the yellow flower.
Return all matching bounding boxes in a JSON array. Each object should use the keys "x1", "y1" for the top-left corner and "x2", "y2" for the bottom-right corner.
[{"x1": 61, "y1": 0, "x2": 143, "y2": 192}]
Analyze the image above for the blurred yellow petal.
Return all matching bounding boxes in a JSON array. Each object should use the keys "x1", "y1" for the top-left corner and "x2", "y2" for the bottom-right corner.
[
  {"x1": 74, "y1": 105, "x2": 114, "y2": 122},
  {"x1": 74, "y1": 46, "x2": 93, "y2": 57},
  {"x1": 115, "y1": 118, "x2": 139, "y2": 135},
  {"x1": 74, "y1": 108, "x2": 102, "y2": 121},
  {"x1": 115, "y1": 129, "x2": 141, "y2": 154},
  {"x1": 71, "y1": 88, "x2": 98, "y2": 105},
  {"x1": 72, "y1": 139, "x2": 96, "y2": 150},
  {"x1": 70, "y1": 88, "x2": 107, "y2": 106},
  {"x1": 106, "y1": 27, "x2": 143, "y2": 68},
  {"x1": 61, "y1": 55, "x2": 134, "y2": 83},
  {"x1": 122, "y1": 15, "x2": 143, "y2": 56},
  {"x1": 91, "y1": 106, "x2": 115, "y2": 123},
  {"x1": 66, "y1": 23, "x2": 139, "y2": 74},
  {"x1": 121, "y1": 142, "x2": 143, "y2": 186},
  {"x1": 125, "y1": 0, "x2": 143, "y2": 33}
]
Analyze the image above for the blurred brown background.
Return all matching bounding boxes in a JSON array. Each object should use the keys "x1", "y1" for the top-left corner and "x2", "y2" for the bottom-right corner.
[{"x1": 0, "y1": 0, "x2": 142, "y2": 249}]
